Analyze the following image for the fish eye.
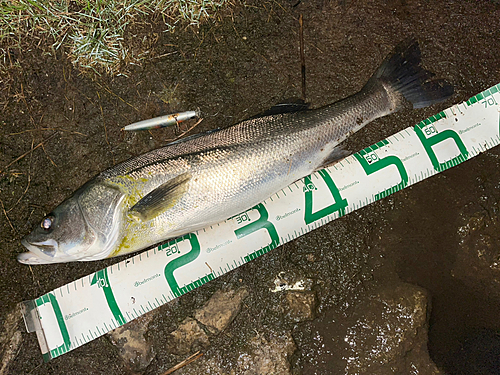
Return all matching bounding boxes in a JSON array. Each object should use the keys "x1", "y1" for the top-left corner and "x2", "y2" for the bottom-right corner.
[{"x1": 41, "y1": 215, "x2": 55, "y2": 231}]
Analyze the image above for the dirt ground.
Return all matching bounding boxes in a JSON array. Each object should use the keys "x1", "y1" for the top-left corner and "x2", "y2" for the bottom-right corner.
[{"x1": 1, "y1": 0, "x2": 500, "y2": 374}]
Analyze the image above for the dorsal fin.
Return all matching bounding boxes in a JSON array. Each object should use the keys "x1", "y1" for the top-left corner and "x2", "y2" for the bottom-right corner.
[{"x1": 252, "y1": 99, "x2": 310, "y2": 118}]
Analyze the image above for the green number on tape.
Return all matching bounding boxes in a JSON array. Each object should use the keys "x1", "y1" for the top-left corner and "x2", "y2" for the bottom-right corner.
[
  {"x1": 35, "y1": 293, "x2": 71, "y2": 361},
  {"x1": 354, "y1": 140, "x2": 408, "y2": 200},
  {"x1": 414, "y1": 119, "x2": 468, "y2": 172},
  {"x1": 235, "y1": 203, "x2": 279, "y2": 262},
  {"x1": 91, "y1": 269, "x2": 126, "y2": 326},
  {"x1": 164, "y1": 233, "x2": 213, "y2": 297},
  {"x1": 304, "y1": 169, "x2": 347, "y2": 224}
]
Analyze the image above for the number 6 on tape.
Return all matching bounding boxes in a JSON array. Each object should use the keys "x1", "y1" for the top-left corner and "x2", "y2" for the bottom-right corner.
[{"x1": 414, "y1": 114, "x2": 469, "y2": 171}]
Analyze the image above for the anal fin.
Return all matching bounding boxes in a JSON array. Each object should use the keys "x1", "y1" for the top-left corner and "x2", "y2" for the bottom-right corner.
[
  {"x1": 318, "y1": 145, "x2": 350, "y2": 169},
  {"x1": 129, "y1": 172, "x2": 191, "y2": 221}
]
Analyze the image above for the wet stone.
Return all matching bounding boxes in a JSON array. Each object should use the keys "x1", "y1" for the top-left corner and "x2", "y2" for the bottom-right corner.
[
  {"x1": 176, "y1": 331, "x2": 297, "y2": 375},
  {"x1": 194, "y1": 287, "x2": 249, "y2": 334},
  {"x1": 167, "y1": 317, "x2": 210, "y2": 355},
  {"x1": 298, "y1": 282, "x2": 441, "y2": 374},
  {"x1": 107, "y1": 313, "x2": 155, "y2": 372},
  {"x1": 236, "y1": 332, "x2": 297, "y2": 375},
  {"x1": 454, "y1": 211, "x2": 500, "y2": 299},
  {"x1": 285, "y1": 291, "x2": 316, "y2": 322},
  {"x1": 342, "y1": 283, "x2": 439, "y2": 374}
]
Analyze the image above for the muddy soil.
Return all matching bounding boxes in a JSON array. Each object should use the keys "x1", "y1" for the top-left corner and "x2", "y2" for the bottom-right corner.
[{"x1": 1, "y1": 0, "x2": 500, "y2": 374}]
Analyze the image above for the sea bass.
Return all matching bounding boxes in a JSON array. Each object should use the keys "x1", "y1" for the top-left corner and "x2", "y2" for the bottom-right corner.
[{"x1": 19, "y1": 39, "x2": 453, "y2": 264}]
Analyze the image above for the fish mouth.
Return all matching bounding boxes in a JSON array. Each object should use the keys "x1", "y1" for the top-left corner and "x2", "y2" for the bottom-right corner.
[
  {"x1": 17, "y1": 250, "x2": 55, "y2": 265},
  {"x1": 18, "y1": 239, "x2": 62, "y2": 265}
]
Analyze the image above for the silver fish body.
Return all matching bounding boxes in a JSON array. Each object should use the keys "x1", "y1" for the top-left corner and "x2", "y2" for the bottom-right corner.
[{"x1": 19, "y1": 39, "x2": 453, "y2": 264}]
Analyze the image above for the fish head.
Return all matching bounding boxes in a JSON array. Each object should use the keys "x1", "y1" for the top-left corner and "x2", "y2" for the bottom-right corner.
[
  {"x1": 18, "y1": 181, "x2": 125, "y2": 265},
  {"x1": 19, "y1": 196, "x2": 99, "y2": 264}
]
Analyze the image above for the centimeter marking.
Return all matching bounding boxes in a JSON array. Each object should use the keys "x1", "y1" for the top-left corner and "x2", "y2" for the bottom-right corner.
[{"x1": 25, "y1": 83, "x2": 500, "y2": 361}]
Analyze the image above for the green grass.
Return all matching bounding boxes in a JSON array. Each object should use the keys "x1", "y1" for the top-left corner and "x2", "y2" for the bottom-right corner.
[{"x1": 0, "y1": 0, "x2": 229, "y2": 74}]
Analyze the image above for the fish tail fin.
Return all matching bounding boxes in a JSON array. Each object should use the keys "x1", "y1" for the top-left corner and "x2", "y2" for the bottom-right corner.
[{"x1": 367, "y1": 38, "x2": 454, "y2": 110}]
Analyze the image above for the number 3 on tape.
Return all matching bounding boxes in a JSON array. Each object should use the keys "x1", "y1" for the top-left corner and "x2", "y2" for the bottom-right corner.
[{"x1": 235, "y1": 203, "x2": 280, "y2": 261}]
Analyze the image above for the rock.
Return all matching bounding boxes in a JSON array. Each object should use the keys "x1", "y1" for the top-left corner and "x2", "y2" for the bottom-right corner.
[
  {"x1": 285, "y1": 291, "x2": 316, "y2": 322},
  {"x1": 167, "y1": 317, "x2": 210, "y2": 355},
  {"x1": 343, "y1": 283, "x2": 440, "y2": 374},
  {"x1": 0, "y1": 308, "x2": 22, "y2": 375},
  {"x1": 236, "y1": 332, "x2": 296, "y2": 375},
  {"x1": 166, "y1": 287, "x2": 248, "y2": 356},
  {"x1": 174, "y1": 331, "x2": 296, "y2": 375},
  {"x1": 298, "y1": 282, "x2": 441, "y2": 374},
  {"x1": 108, "y1": 313, "x2": 155, "y2": 372},
  {"x1": 194, "y1": 287, "x2": 249, "y2": 334},
  {"x1": 454, "y1": 212, "x2": 500, "y2": 299}
]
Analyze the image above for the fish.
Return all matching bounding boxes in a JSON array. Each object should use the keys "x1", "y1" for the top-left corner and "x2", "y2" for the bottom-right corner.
[{"x1": 18, "y1": 39, "x2": 453, "y2": 264}]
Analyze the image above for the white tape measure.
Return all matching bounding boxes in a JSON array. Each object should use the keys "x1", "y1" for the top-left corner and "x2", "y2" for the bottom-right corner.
[{"x1": 20, "y1": 83, "x2": 500, "y2": 361}]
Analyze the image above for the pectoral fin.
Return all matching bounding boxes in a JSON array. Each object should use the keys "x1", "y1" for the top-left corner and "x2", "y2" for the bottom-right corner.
[{"x1": 129, "y1": 172, "x2": 191, "y2": 221}]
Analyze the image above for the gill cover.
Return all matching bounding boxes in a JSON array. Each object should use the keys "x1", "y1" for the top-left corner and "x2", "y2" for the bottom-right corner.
[{"x1": 18, "y1": 182, "x2": 124, "y2": 264}]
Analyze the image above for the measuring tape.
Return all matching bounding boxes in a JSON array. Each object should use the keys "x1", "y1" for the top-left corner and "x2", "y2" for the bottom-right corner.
[{"x1": 20, "y1": 83, "x2": 500, "y2": 361}]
